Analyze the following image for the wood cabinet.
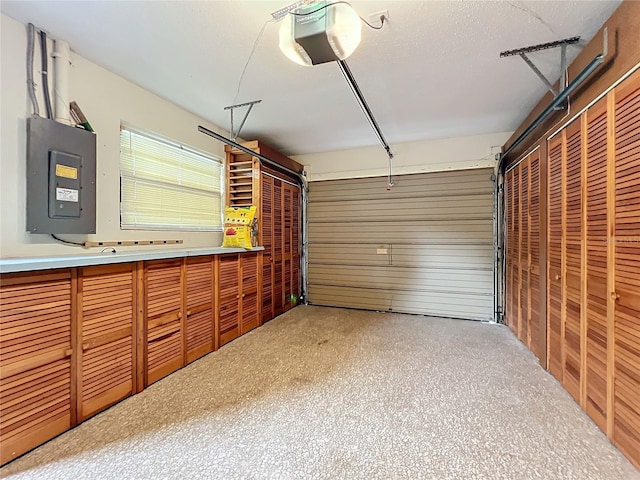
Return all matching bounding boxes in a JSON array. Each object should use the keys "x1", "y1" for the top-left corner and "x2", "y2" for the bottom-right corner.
[
  {"x1": 0, "y1": 270, "x2": 74, "y2": 465},
  {"x1": 217, "y1": 252, "x2": 261, "y2": 346},
  {"x1": 144, "y1": 259, "x2": 184, "y2": 386},
  {"x1": 505, "y1": 150, "x2": 541, "y2": 359},
  {"x1": 225, "y1": 141, "x2": 303, "y2": 324},
  {"x1": 185, "y1": 256, "x2": 215, "y2": 363},
  {"x1": 505, "y1": 69, "x2": 640, "y2": 469},
  {"x1": 77, "y1": 264, "x2": 136, "y2": 421}
]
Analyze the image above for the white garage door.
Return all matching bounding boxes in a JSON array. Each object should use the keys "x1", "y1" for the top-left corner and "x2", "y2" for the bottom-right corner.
[{"x1": 307, "y1": 168, "x2": 495, "y2": 321}]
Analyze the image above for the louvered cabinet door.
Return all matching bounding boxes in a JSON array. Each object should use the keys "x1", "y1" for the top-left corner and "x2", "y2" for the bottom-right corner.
[
  {"x1": 585, "y1": 97, "x2": 609, "y2": 430},
  {"x1": 283, "y1": 184, "x2": 294, "y2": 311},
  {"x1": 273, "y1": 179, "x2": 284, "y2": 315},
  {"x1": 505, "y1": 169, "x2": 516, "y2": 331},
  {"x1": 529, "y1": 153, "x2": 542, "y2": 359},
  {"x1": 261, "y1": 174, "x2": 275, "y2": 323},
  {"x1": 0, "y1": 271, "x2": 73, "y2": 465},
  {"x1": 547, "y1": 137, "x2": 564, "y2": 380},
  {"x1": 563, "y1": 121, "x2": 583, "y2": 402},
  {"x1": 612, "y1": 72, "x2": 640, "y2": 466},
  {"x1": 185, "y1": 256, "x2": 214, "y2": 364},
  {"x1": 512, "y1": 167, "x2": 521, "y2": 335},
  {"x1": 520, "y1": 161, "x2": 530, "y2": 346},
  {"x1": 218, "y1": 255, "x2": 240, "y2": 346},
  {"x1": 145, "y1": 260, "x2": 183, "y2": 386},
  {"x1": 292, "y1": 186, "x2": 301, "y2": 304},
  {"x1": 78, "y1": 264, "x2": 135, "y2": 421},
  {"x1": 240, "y1": 252, "x2": 259, "y2": 335}
]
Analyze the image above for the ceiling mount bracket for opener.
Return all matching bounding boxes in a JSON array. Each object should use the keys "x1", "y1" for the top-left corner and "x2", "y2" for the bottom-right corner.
[
  {"x1": 500, "y1": 36, "x2": 583, "y2": 109},
  {"x1": 224, "y1": 99, "x2": 262, "y2": 140}
]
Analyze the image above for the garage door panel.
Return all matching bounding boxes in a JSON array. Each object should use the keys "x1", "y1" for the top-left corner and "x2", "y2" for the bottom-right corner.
[
  {"x1": 309, "y1": 195, "x2": 493, "y2": 222},
  {"x1": 309, "y1": 220, "x2": 493, "y2": 244},
  {"x1": 309, "y1": 244, "x2": 493, "y2": 269},
  {"x1": 309, "y1": 170, "x2": 493, "y2": 201},
  {"x1": 309, "y1": 265, "x2": 492, "y2": 294},
  {"x1": 309, "y1": 285, "x2": 493, "y2": 320},
  {"x1": 308, "y1": 169, "x2": 495, "y2": 320}
]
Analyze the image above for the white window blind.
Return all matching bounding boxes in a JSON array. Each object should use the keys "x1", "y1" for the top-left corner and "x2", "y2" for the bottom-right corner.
[{"x1": 120, "y1": 127, "x2": 223, "y2": 231}]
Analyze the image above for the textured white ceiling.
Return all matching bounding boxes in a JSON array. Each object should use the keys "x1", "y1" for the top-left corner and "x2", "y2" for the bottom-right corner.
[{"x1": 1, "y1": 1, "x2": 621, "y2": 156}]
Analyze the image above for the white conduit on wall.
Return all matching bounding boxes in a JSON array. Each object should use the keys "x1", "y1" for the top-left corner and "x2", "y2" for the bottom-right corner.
[{"x1": 52, "y1": 39, "x2": 71, "y2": 125}]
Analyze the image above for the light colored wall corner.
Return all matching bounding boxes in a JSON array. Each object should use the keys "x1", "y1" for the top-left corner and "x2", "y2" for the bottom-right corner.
[
  {"x1": 292, "y1": 131, "x2": 513, "y2": 182},
  {"x1": 1, "y1": 13, "x2": 227, "y2": 258}
]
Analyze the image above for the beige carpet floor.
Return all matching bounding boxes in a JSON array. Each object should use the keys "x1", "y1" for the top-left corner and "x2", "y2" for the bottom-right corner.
[{"x1": 1, "y1": 305, "x2": 638, "y2": 480}]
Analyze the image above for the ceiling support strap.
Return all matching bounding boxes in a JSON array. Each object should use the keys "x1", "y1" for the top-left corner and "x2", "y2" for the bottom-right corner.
[{"x1": 224, "y1": 99, "x2": 262, "y2": 140}]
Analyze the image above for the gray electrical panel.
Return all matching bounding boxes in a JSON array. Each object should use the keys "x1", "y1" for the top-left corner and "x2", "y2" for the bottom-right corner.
[{"x1": 26, "y1": 116, "x2": 96, "y2": 234}]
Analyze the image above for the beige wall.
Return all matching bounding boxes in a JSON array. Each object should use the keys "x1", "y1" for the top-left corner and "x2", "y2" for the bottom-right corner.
[
  {"x1": 294, "y1": 131, "x2": 512, "y2": 182},
  {"x1": 1, "y1": 13, "x2": 227, "y2": 258}
]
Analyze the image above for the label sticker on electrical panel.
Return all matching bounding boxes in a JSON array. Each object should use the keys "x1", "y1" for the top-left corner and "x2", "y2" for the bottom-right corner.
[
  {"x1": 56, "y1": 188, "x2": 79, "y2": 202},
  {"x1": 55, "y1": 164, "x2": 78, "y2": 179}
]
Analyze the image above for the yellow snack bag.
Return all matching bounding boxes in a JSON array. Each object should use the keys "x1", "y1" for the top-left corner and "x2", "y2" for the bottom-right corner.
[{"x1": 222, "y1": 206, "x2": 257, "y2": 249}]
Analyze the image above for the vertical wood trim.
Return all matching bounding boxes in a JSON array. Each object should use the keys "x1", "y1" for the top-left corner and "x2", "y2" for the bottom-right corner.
[
  {"x1": 213, "y1": 256, "x2": 220, "y2": 351},
  {"x1": 135, "y1": 261, "x2": 145, "y2": 393},
  {"x1": 252, "y1": 157, "x2": 261, "y2": 215},
  {"x1": 606, "y1": 90, "x2": 616, "y2": 438},
  {"x1": 561, "y1": 129, "x2": 568, "y2": 381},
  {"x1": 539, "y1": 141, "x2": 549, "y2": 369},
  {"x1": 70, "y1": 268, "x2": 79, "y2": 426},
  {"x1": 517, "y1": 163, "x2": 523, "y2": 340},
  {"x1": 237, "y1": 254, "x2": 243, "y2": 338},
  {"x1": 580, "y1": 111, "x2": 589, "y2": 409}
]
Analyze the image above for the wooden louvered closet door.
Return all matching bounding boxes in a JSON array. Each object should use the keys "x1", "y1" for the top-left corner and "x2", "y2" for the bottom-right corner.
[
  {"x1": 145, "y1": 259, "x2": 183, "y2": 386},
  {"x1": 547, "y1": 136, "x2": 564, "y2": 381},
  {"x1": 585, "y1": 97, "x2": 609, "y2": 430},
  {"x1": 218, "y1": 255, "x2": 240, "y2": 346},
  {"x1": 283, "y1": 184, "x2": 294, "y2": 311},
  {"x1": 505, "y1": 169, "x2": 516, "y2": 332},
  {"x1": 563, "y1": 120, "x2": 583, "y2": 402},
  {"x1": 512, "y1": 167, "x2": 521, "y2": 334},
  {"x1": 273, "y1": 179, "x2": 284, "y2": 315},
  {"x1": 528, "y1": 152, "x2": 541, "y2": 359},
  {"x1": 612, "y1": 72, "x2": 640, "y2": 465},
  {"x1": 78, "y1": 264, "x2": 135, "y2": 421},
  {"x1": 261, "y1": 175, "x2": 275, "y2": 323},
  {"x1": 292, "y1": 186, "x2": 301, "y2": 305},
  {"x1": 240, "y1": 252, "x2": 259, "y2": 334},
  {"x1": 520, "y1": 161, "x2": 530, "y2": 346},
  {"x1": 185, "y1": 256, "x2": 214, "y2": 364},
  {"x1": 0, "y1": 270, "x2": 73, "y2": 465}
]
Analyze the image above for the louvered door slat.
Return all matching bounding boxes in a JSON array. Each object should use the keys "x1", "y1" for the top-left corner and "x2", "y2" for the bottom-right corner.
[
  {"x1": 520, "y1": 161, "x2": 530, "y2": 346},
  {"x1": 292, "y1": 187, "x2": 301, "y2": 304},
  {"x1": 145, "y1": 260, "x2": 183, "y2": 386},
  {"x1": 585, "y1": 98, "x2": 609, "y2": 430},
  {"x1": 218, "y1": 255, "x2": 240, "y2": 346},
  {"x1": 79, "y1": 264, "x2": 135, "y2": 421},
  {"x1": 261, "y1": 175, "x2": 275, "y2": 322},
  {"x1": 529, "y1": 153, "x2": 541, "y2": 359},
  {"x1": 563, "y1": 122, "x2": 583, "y2": 402},
  {"x1": 548, "y1": 138, "x2": 563, "y2": 381},
  {"x1": 0, "y1": 271, "x2": 72, "y2": 465},
  {"x1": 186, "y1": 257, "x2": 213, "y2": 363},
  {"x1": 613, "y1": 73, "x2": 640, "y2": 467}
]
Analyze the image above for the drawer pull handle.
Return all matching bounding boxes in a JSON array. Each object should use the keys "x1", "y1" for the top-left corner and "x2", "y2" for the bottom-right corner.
[
  {"x1": 177, "y1": 311, "x2": 182, "y2": 319},
  {"x1": 186, "y1": 310, "x2": 192, "y2": 316},
  {"x1": 610, "y1": 292, "x2": 620, "y2": 301},
  {"x1": 554, "y1": 274, "x2": 560, "y2": 281}
]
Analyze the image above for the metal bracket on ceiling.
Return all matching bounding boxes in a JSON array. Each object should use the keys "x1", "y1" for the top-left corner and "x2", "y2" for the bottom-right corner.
[
  {"x1": 224, "y1": 99, "x2": 262, "y2": 140},
  {"x1": 500, "y1": 36, "x2": 581, "y2": 105}
]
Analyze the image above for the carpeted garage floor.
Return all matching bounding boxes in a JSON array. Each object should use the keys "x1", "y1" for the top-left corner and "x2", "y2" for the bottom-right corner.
[{"x1": 1, "y1": 305, "x2": 638, "y2": 480}]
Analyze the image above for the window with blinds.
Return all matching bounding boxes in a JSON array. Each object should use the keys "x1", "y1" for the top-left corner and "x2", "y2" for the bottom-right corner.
[{"x1": 120, "y1": 127, "x2": 223, "y2": 231}]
